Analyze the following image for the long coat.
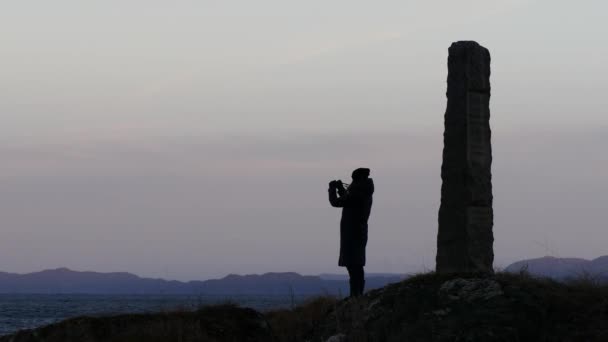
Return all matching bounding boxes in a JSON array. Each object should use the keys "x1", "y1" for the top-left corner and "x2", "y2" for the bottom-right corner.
[{"x1": 329, "y1": 178, "x2": 374, "y2": 267}]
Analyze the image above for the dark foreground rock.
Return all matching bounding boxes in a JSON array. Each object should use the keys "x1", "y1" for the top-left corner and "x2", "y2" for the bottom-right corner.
[
  {"x1": 310, "y1": 272, "x2": 608, "y2": 342},
  {"x1": 0, "y1": 305, "x2": 272, "y2": 342},
  {"x1": 3, "y1": 273, "x2": 608, "y2": 342}
]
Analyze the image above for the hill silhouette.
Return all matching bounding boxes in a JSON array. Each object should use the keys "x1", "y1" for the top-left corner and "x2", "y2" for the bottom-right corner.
[
  {"x1": 505, "y1": 256, "x2": 608, "y2": 281},
  {"x1": 0, "y1": 268, "x2": 403, "y2": 295}
]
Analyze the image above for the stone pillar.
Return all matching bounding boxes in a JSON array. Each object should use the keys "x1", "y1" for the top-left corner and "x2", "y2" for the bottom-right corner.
[{"x1": 436, "y1": 41, "x2": 494, "y2": 274}]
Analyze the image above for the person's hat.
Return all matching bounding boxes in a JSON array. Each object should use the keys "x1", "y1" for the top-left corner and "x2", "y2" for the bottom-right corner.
[{"x1": 351, "y1": 168, "x2": 370, "y2": 180}]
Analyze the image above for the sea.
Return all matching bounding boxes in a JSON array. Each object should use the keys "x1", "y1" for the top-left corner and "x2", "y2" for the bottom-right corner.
[{"x1": 0, "y1": 294, "x2": 308, "y2": 336}]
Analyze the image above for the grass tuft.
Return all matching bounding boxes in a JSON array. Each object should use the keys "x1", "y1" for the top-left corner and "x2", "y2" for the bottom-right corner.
[{"x1": 266, "y1": 296, "x2": 338, "y2": 342}]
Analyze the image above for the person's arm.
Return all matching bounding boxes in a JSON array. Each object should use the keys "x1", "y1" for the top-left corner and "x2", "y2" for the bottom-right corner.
[
  {"x1": 336, "y1": 182, "x2": 346, "y2": 196},
  {"x1": 328, "y1": 181, "x2": 347, "y2": 208}
]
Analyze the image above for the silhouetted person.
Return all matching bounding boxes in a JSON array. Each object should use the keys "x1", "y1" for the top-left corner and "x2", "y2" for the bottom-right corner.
[{"x1": 328, "y1": 168, "x2": 374, "y2": 297}]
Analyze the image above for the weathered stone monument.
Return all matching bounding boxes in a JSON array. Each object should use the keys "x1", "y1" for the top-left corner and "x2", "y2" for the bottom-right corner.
[{"x1": 436, "y1": 41, "x2": 494, "y2": 274}]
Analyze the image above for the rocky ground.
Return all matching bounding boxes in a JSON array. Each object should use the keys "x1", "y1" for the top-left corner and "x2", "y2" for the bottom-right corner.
[
  {"x1": 308, "y1": 272, "x2": 608, "y2": 341},
  {"x1": 3, "y1": 272, "x2": 608, "y2": 342}
]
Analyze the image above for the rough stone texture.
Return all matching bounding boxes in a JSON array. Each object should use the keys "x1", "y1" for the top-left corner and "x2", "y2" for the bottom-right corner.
[
  {"x1": 438, "y1": 278, "x2": 503, "y2": 303},
  {"x1": 436, "y1": 41, "x2": 494, "y2": 274},
  {"x1": 310, "y1": 273, "x2": 608, "y2": 342},
  {"x1": 325, "y1": 334, "x2": 346, "y2": 342}
]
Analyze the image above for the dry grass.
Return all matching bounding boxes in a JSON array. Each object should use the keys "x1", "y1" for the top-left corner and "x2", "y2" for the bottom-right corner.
[{"x1": 265, "y1": 296, "x2": 338, "y2": 342}]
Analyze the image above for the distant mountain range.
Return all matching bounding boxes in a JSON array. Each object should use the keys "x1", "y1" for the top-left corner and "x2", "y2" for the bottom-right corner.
[
  {"x1": 0, "y1": 268, "x2": 405, "y2": 295},
  {"x1": 505, "y1": 256, "x2": 608, "y2": 281},
  {"x1": 3, "y1": 256, "x2": 601, "y2": 295}
]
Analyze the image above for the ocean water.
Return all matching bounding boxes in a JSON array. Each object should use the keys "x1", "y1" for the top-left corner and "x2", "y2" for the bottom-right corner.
[{"x1": 0, "y1": 294, "x2": 305, "y2": 336}]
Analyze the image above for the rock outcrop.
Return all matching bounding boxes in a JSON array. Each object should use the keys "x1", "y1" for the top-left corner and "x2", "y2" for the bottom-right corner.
[
  {"x1": 437, "y1": 41, "x2": 494, "y2": 274},
  {"x1": 311, "y1": 273, "x2": 608, "y2": 341}
]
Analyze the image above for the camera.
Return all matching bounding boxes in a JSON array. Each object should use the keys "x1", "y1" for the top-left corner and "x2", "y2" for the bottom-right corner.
[{"x1": 329, "y1": 180, "x2": 343, "y2": 188}]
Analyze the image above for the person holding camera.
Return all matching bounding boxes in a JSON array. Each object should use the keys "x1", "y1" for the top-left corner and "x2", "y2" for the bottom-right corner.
[{"x1": 328, "y1": 168, "x2": 374, "y2": 297}]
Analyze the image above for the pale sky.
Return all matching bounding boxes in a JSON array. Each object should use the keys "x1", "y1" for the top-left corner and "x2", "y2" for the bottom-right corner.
[{"x1": 1, "y1": 1, "x2": 607, "y2": 280}]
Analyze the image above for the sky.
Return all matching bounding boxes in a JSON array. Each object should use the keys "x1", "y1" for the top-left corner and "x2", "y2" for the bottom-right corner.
[{"x1": 1, "y1": 0, "x2": 607, "y2": 280}]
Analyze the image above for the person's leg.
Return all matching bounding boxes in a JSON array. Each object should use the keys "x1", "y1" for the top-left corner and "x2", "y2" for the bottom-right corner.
[
  {"x1": 347, "y1": 266, "x2": 364, "y2": 297},
  {"x1": 346, "y1": 266, "x2": 355, "y2": 297},
  {"x1": 353, "y1": 266, "x2": 364, "y2": 296},
  {"x1": 358, "y1": 266, "x2": 365, "y2": 296}
]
